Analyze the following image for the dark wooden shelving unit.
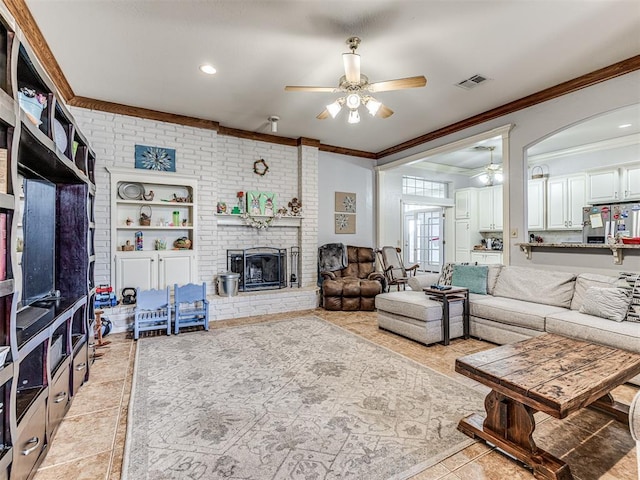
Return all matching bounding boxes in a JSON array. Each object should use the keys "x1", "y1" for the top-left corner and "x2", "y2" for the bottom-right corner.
[{"x1": 0, "y1": 7, "x2": 97, "y2": 479}]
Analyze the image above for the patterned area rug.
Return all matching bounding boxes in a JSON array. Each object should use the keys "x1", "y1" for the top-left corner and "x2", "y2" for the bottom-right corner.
[{"x1": 123, "y1": 316, "x2": 484, "y2": 480}]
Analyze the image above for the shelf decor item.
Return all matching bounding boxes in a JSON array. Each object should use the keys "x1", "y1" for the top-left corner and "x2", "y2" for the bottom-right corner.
[
  {"x1": 174, "y1": 237, "x2": 192, "y2": 249},
  {"x1": 135, "y1": 144, "x2": 176, "y2": 172},
  {"x1": 18, "y1": 87, "x2": 47, "y2": 125},
  {"x1": 139, "y1": 205, "x2": 152, "y2": 226}
]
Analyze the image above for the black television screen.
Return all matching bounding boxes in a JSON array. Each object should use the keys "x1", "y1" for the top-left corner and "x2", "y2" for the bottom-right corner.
[{"x1": 21, "y1": 178, "x2": 56, "y2": 306}]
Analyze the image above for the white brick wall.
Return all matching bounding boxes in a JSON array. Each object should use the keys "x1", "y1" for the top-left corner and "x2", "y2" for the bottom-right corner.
[{"x1": 71, "y1": 107, "x2": 319, "y2": 315}]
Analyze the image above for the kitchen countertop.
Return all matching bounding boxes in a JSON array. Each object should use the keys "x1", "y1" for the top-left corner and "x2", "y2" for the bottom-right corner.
[{"x1": 516, "y1": 242, "x2": 640, "y2": 265}]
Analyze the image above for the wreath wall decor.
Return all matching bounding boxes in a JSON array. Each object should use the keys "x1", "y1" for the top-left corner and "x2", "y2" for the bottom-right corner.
[{"x1": 253, "y1": 158, "x2": 269, "y2": 176}]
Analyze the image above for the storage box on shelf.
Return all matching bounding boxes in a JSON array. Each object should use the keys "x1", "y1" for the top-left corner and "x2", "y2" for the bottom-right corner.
[
  {"x1": 108, "y1": 168, "x2": 198, "y2": 296},
  {"x1": 0, "y1": 10, "x2": 96, "y2": 479}
]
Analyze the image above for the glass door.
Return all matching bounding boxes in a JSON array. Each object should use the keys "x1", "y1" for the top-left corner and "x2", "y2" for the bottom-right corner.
[{"x1": 403, "y1": 206, "x2": 444, "y2": 272}]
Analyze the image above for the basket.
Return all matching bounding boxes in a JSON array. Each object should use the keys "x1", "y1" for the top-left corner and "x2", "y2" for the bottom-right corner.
[
  {"x1": 531, "y1": 165, "x2": 546, "y2": 179},
  {"x1": 139, "y1": 205, "x2": 152, "y2": 226}
]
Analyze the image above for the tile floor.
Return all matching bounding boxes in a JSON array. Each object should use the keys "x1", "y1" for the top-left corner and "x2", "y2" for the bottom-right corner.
[{"x1": 33, "y1": 309, "x2": 639, "y2": 480}]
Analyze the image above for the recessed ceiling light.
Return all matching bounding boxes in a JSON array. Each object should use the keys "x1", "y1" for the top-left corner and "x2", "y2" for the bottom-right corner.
[
  {"x1": 199, "y1": 64, "x2": 217, "y2": 75},
  {"x1": 618, "y1": 123, "x2": 632, "y2": 129}
]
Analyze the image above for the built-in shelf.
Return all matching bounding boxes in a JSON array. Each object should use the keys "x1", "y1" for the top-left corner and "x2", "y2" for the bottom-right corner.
[
  {"x1": 215, "y1": 214, "x2": 302, "y2": 228},
  {"x1": 517, "y1": 242, "x2": 640, "y2": 265}
]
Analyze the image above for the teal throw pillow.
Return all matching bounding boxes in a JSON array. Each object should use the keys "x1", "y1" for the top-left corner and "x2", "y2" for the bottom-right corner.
[{"x1": 451, "y1": 265, "x2": 488, "y2": 295}]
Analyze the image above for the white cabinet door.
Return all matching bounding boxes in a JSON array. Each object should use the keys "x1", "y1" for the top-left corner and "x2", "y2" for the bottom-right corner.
[
  {"x1": 477, "y1": 188, "x2": 494, "y2": 230},
  {"x1": 115, "y1": 253, "x2": 157, "y2": 293},
  {"x1": 455, "y1": 189, "x2": 475, "y2": 219},
  {"x1": 492, "y1": 185, "x2": 503, "y2": 230},
  {"x1": 547, "y1": 177, "x2": 568, "y2": 229},
  {"x1": 158, "y1": 252, "x2": 196, "y2": 289},
  {"x1": 477, "y1": 186, "x2": 502, "y2": 231},
  {"x1": 454, "y1": 220, "x2": 471, "y2": 263},
  {"x1": 567, "y1": 174, "x2": 586, "y2": 229},
  {"x1": 528, "y1": 179, "x2": 546, "y2": 230},
  {"x1": 623, "y1": 165, "x2": 640, "y2": 200},
  {"x1": 470, "y1": 251, "x2": 503, "y2": 265},
  {"x1": 587, "y1": 169, "x2": 620, "y2": 203}
]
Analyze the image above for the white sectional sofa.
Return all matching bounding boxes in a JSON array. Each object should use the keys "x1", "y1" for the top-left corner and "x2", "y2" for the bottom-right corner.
[{"x1": 375, "y1": 265, "x2": 640, "y2": 384}]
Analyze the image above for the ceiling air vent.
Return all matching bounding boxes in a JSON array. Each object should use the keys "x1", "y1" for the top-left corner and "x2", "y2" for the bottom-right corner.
[{"x1": 456, "y1": 74, "x2": 490, "y2": 90}]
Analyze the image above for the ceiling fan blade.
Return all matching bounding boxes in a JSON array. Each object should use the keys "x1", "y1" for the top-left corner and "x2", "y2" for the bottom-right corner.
[
  {"x1": 368, "y1": 76, "x2": 427, "y2": 93},
  {"x1": 342, "y1": 53, "x2": 361, "y2": 83},
  {"x1": 316, "y1": 109, "x2": 330, "y2": 120},
  {"x1": 284, "y1": 86, "x2": 337, "y2": 92},
  {"x1": 377, "y1": 104, "x2": 394, "y2": 118}
]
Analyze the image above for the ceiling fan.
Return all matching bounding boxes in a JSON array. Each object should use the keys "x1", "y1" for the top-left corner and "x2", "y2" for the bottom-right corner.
[{"x1": 285, "y1": 37, "x2": 427, "y2": 123}]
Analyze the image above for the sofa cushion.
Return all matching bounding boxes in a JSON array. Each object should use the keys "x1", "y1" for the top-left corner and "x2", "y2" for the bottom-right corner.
[
  {"x1": 570, "y1": 273, "x2": 618, "y2": 310},
  {"x1": 579, "y1": 287, "x2": 632, "y2": 322},
  {"x1": 375, "y1": 291, "x2": 463, "y2": 321},
  {"x1": 493, "y1": 266, "x2": 576, "y2": 308},
  {"x1": 470, "y1": 296, "x2": 566, "y2": 331},
  {"x1": 546, "y1": 309, "x2": 640, "y2": 354},
  {"x1": 452, "y1": 265, "x2": 488, "y2": 294},
  {"x1": 408, "y1": 273, "x2": 441, "y2": 291}
]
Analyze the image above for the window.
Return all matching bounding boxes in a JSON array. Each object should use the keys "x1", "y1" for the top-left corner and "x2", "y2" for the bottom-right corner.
[{"x1": 402, "y1": 176, "x2": 447, "y2": 198}]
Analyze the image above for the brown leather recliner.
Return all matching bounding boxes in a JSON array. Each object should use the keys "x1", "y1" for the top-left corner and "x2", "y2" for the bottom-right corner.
[{"x1": 320, "y1": 246, "x2": 385, "y2": 311}]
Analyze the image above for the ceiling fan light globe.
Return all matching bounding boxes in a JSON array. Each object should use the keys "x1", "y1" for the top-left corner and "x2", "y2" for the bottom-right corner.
[
  {"x1": 365, "y1": 98, "x2": 382, "y2": 116},
  {"x1": 326, "y1": 101, "x2": 342, "y2": 118},
  {"x1": 346, "y1": 93, "x2": 361, "y2": 109},
  {"x1": 495, "y1": 172, "x2": 503, "y2": 183},
  {"x1": 343, "y1": 53, "x2": 361, "y2": 84},
  {"x1": 348, "y1": 110, "x2": 360, "y2": 124}
]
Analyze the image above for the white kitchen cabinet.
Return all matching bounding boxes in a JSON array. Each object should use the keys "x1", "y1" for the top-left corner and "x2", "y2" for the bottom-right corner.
[
  {"x1": 115, "y1": 251, "x2": 196, "y2": 292},
  {"x1": 622, "y1": 165, "x2": 640, "y2": 200},
  {"x1": 455, "y1": 188, "x2": 477, "y2": 219},
  {"x1": 108, "y1": 167, "x2": 198, "y2": 295},
  {"x1": 470, "y1": 251, "x2": 503, "y2": 265},
  {"x1": 547, "y1": 174, "x2": 585, "y2": 230},
  {"x1": 478, "y1": 185, "x2": 503, "y2": 231},
  {"x1": 587, "y1": 168, "x2": 620, "y2": 203},
  {"x1": 528, "y1": 178, "x2": 546, "y2": 230}
]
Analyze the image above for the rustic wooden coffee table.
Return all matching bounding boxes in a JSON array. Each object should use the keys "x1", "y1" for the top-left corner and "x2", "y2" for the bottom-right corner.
[{"x1": 455, "y1": 333, "x2": 640, "y2": 480}]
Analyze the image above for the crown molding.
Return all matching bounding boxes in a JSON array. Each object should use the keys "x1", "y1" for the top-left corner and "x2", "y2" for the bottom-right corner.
[
  {"x1": 69, "y1": 96, "x2": 220, "y2": 131},
  {"x1": 319, "y1": 143, "x2": 377, "y2": 159}
]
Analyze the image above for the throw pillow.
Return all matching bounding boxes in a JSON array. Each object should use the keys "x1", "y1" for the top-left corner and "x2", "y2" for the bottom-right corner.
[
  {"x1": 579, "y1": 286, "x2": 632, "y2": 322},
  {"x1": 438, "y1": 262, "x2": 474, "y2": 286},
  {"x1": 570, "y1": 273, "x2": 618, "y2": 311},
  {"x1": 452, "y1": 265, "x2": 489, "y2": 295},
  {"x1": 618, "y1": 272, "x2": 640, "y2": 322}
]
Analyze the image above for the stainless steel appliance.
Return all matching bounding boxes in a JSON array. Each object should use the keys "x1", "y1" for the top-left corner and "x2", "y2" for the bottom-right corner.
[
  {"x1": 583, "y1": 203, "x2": 640, "y2": 243},
  {"x1": 611, "y1": 202, "x2": 640, "y2": 239},
  {"x1": 582, "y1": 205, "x2": 612, "y2": 243}
]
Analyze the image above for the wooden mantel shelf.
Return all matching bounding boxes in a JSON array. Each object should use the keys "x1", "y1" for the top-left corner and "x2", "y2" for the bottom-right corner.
[{"x1": 517, "y1": 242, "x2": 640, "y2": 265}]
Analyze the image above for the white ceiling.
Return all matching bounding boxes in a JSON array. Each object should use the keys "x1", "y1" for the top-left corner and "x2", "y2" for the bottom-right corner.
[{"x1": 24, "y1": 0, "x2": 640, "y2": 155}]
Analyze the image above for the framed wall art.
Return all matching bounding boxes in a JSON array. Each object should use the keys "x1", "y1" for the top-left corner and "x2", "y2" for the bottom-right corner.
[
  {"x1": 135, "y1": 144, "x2": 176, "y2": 172},
  {"x1": 335, "y1": 213, "x2": 356, "y2": 234},
  {"x1": 246, "y1": 191, "x2": 277, "y2": 216},
  {"x1": 335, "y1": 192, "x2": 356, "y2": 213}
]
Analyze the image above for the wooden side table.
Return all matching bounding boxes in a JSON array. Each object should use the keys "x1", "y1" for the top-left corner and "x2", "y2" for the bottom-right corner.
[{"x1": 422, "y1": 286, "x2": 470, "y2": 345}]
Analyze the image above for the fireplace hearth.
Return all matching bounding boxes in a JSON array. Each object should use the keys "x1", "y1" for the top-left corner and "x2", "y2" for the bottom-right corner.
[{"x1": 227, "y1": 247, "x2": 287, "y2": 291}]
